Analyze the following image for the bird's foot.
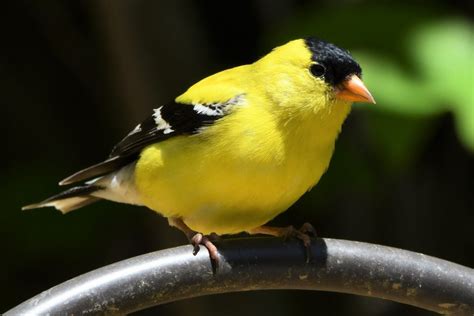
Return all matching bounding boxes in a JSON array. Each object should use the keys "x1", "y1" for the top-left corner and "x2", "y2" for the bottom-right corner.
[
  {"x1": 189, "y1": 232, "x2": 219, "y2": 261},
  {"x1": 299, "y1": 222, "x2": 318, "y2": 239},
  {"x1": 248, "y1": 222, "x2": 317, "y2": 262},
  {"x1": 277, "y1": 223, "x2": 317, "y2": 250},
  {"x1": 168, "y1": 217, "x2": 220, "y2": 262}
]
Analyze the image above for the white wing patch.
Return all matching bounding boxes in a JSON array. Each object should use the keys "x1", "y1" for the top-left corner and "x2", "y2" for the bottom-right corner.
[
  {"x1": 127, "y1": 124, "x2": 142, "y2": 136},
  {"x1": 192, "y1": 94, "x2": 246, "y2": 116},
  {"x1": 153, "y1": 106, "x2": 174, "y2": 134},
  {"x1": 149, "y1": 94, "x2": 246, "y2": 135},
  {"x1": 192, "y1": 103, "x2": 222, "y2": 116}
]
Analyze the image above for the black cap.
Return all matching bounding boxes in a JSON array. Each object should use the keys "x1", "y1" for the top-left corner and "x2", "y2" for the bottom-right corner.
[{"x1": 305, "y1": 37, "x2": 362, "y2": 87}]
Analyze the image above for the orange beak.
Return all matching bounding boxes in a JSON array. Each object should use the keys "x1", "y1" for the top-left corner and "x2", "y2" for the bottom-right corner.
[{"x1": 335, "y1": 75, "x2": 376, "y2": 104}]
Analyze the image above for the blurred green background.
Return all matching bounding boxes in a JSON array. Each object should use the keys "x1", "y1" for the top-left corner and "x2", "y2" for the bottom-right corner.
[{"x1": 2, "y1": 1, "x2": 473, "y2": 315}]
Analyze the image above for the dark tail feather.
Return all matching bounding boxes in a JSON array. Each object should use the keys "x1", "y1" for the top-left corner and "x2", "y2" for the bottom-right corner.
[
  {"x1": 59, "y1": 155, "x2": 136, "y2": 186},
  {"x1": 22, "y1": 185, "x2": 102, "y2": 213}
]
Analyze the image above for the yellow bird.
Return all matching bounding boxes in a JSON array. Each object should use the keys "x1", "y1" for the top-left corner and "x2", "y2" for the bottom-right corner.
[{"x1": 24, "y1": 37, "x2": 375, "y2": 260}]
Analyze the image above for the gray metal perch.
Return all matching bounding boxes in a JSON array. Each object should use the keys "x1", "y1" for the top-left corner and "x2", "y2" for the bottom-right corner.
[{"x1": 5, "y1": 238, "x2": 474, "y2": 315}]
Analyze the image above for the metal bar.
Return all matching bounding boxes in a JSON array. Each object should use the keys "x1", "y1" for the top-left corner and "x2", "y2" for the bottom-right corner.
[{"x1": 5, "y1": 238, "x2": 474, "y2": 315}]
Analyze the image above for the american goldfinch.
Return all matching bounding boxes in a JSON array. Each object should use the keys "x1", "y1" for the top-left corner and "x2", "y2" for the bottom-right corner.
[{"x1": 24, "y1": 37, "x2": 375, "y2": 260}]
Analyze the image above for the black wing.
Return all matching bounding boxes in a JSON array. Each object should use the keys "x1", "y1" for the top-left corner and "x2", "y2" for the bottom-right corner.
[{"x1": 60, "y1": 96, "x2": 244, "y2": 185}]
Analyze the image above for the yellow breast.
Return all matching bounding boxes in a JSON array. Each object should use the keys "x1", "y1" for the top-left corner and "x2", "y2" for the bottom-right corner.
[{"x1": 134, "y1": 93, "x2": 351, "y2": 234}]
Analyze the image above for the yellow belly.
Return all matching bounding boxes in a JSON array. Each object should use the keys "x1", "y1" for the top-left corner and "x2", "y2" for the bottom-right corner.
[
  {"x1": 134, "y1": 105, "x2": 348, "y2": 235},
  {"x1": 135, "y1": 142, "x2": 330, "y2": 234}
]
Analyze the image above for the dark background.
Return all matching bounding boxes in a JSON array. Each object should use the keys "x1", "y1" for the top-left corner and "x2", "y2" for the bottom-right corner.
[{"x1": 2, "y1": 1, "x2": 472, "y2": 315}]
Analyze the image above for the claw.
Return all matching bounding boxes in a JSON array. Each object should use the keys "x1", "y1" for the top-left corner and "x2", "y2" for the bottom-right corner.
[
  {"x1": 201, "y1": 236, "x2": 219, "y2": 261},
  {"x1": 190, "y1": 233, "x2": 203, "y2": 255},
  {"x1": 189, "y1": 233, "x2": 219, "y2": 261},
  {"x1": 168, "y1": 217, "x2": 220, "y2": 265},
  {"x1": 299, "y1": 222, "x2": 318, "y2": 237}
]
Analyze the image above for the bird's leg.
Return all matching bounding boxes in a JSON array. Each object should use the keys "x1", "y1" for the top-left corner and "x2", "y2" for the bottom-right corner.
[
  {"x1": 168, "y1": 217, "x2": 219, "y2": 261},
  {"x1": 248, "y1": 222, "x2": 317, "y2": 262}
]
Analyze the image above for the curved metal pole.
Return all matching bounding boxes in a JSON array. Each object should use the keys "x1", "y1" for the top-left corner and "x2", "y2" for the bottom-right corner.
[{"x1": 6, "y1": 238, "x2": 474, "y2": 315}]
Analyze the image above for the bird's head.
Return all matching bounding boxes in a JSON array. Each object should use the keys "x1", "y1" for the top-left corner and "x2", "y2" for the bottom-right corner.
[
  {"x1": 254, "y1": 37, "x2": 375, "y2": 112},
  {"x1": 305, "y1": 37, "x2": 375, "y2": 105}
]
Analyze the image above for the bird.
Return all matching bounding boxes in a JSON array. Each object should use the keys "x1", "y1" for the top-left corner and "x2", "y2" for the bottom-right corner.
[{"x1": 23, "y1": 37, "x2": 375, "y2": 261}]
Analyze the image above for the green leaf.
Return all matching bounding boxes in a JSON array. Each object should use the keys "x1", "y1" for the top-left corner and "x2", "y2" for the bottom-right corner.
[
  {"x1": 354, "y1": 53, "x2": 443, "y2": 116},
  {"x1": 411, "y1": 20, "x2": 474, "y2": 150},
  {"x1": 358, "y1": 19, "x2": 474, "y2": 150}
]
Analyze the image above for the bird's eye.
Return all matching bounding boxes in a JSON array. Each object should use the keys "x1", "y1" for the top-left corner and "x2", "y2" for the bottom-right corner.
[{"x1": 310, "y1": 64, "x2": 326, "y2": 78}]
